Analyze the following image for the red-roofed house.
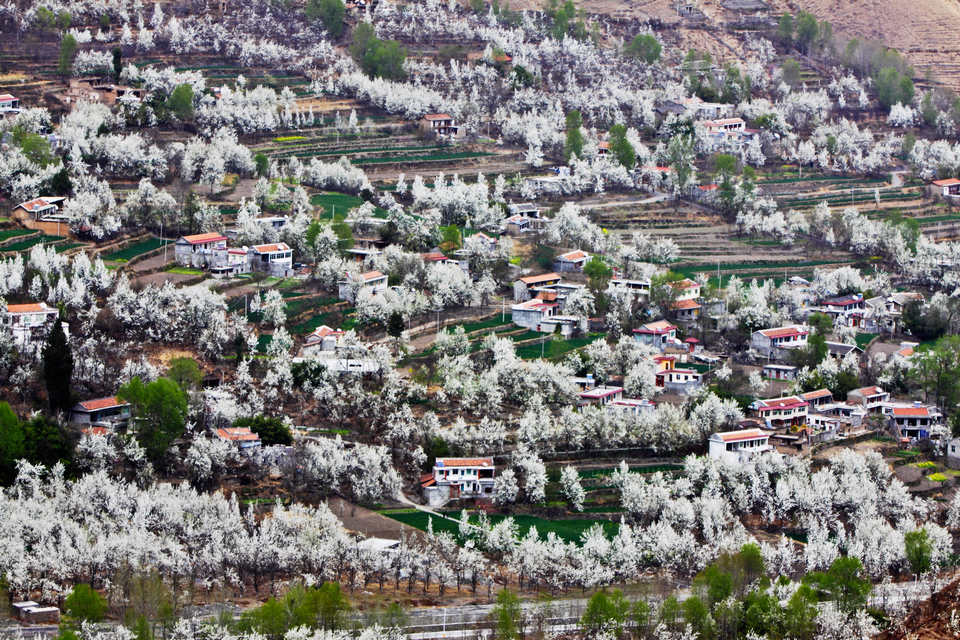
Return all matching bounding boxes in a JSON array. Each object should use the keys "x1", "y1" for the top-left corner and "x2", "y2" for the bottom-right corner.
[
  {"x1": 884, "y1": 403, "x2": 943, "y2": 440},
  {"x1": 933, "y1": 178, "x2": 960, "y2": 197},
  {"x1": 216, "y1": 427, "x2": 262, "y2": 451},
  {"x1": 701, "y1": 117, "x2": 746, "y2": 134},
  {"x1": 750, "y1": 325, "x2": 809, "y2": 359},
  {"x1": 708, "y1": 429, "x2": 772, "y2": 464},
  {"x1": 633, "y1": 320, "x2": 679, "y2": 351},
  {"x1": 15, "y1": 197, "x2": 65, "y2": 219},
  {"x1": 175, "y1": 232, "x2": 229, "y2": 268},
  {"x1": 847, "y1": 386, "x2": 890, "y2": 412},
  {"x1": 3, "y1": 302, "x2": 64, "y2": 347},
  {"x1": 553, "y1": 249, "x2": 590, "y2": 273},
  {"x1": 514, "y1": 272, "x2": 562, "y2": 300},
  {"x1": 70, "y1": 396, "x2": 131, "y2": 429},
  {"x1": 670, "y1": 297, "x2": 702, "y2": 322},
  {"x1": 301, "y1": 325, "x2": 345, "y2": 356},
  {"x1": 578, "y1": 386, "x2": 624, "y2": 407},
  {"x1": 800, "y1": 388, "x2": 833, "y2": 408},
  {"x1": 671, "y1": 278, "x2": 701, "y2": 301},
  {"x1": 511, "y1": 297, "x2": 560, "y2": 331},
  {"x1": 420, "y1": 113, "x2": 459, "y2": 137},
  {"x1": 817, "y1": 293, "x2": 866, "y2": 328},
  {"x1": 248, "y1": 242, "x2": 293, "y2": 277},
  {"x1": 0, "y1": 94, "x2": 19, "y2": 112},
  {"x1": 753, "y1": 396, "x2": 808, "y2": 429},
  {"x1": 422, "y1": 251, "x2": 452, "y2": 264},
  {"x1": 426, "y1": 457, "x2": 495, "y2": 504}
]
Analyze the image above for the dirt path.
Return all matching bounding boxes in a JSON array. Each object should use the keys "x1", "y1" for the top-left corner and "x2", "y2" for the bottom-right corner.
[
  {"x1": 131, "y1": 251, "x2": 174, "y2": 273},
  {"x1": 133, "y1": 272, "x2": 197, "y2": 287},
  {"x1": 327, "y1": 496, "x2": 426, "y2": 541}
]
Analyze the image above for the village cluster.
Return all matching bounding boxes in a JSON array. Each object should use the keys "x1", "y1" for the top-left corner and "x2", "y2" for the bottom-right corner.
[{"x1": 5, "y1": 0, "x2": 960, "y2": 637}]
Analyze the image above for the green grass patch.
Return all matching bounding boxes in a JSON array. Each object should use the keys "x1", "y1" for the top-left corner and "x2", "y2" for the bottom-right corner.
[
  {"x1": 0, "y1": 228, "x2": 35, "y2": 242},
  {"x1": 274, "y1": 135, "x2": 306, "y2": 142},
  {"x1": 855, "y1": 333, "x2": 878, "y2": 350},
  {"x1": 928, "y1": 473, "x2": 948, "y2": 482},
  {"x1": 515, "y1": 333, "x2": 605, "y2": 360},
  {"x1": 310, "y1": 192, "x2": 388, "y2": 219},
  {"x1": 675, "y1": 259, "x2": 842, "y2": 278},
  {"x1": 577, "y1": 464, "x2": 683, "y2": 479},
  {"x1": 274, "y1": 143, "x2": 443, "y2": 159},
  {"x1": 55, "y1": 242, "x2": 85, "y2": 253},
  {"x1": 353, "y1": 151, "x2": 493, "y2": 165},
  {"x1": 166, "y1": 266, "x2": 204, "y2": 275},
  {"x1": 103, "y1": 237, "x2": 170, "y2": 262},
  {"x1": 452, "y1": 316, "x2": 512, "y2": 334},
  {"x1": 381, "y1": 509, "x2": 618, "y2": 545},
  {"x1": 893, "y1": 449, "x2": 921, "y2": 458},
  {"x1": 3, "y1": 235, "x2": 64, "y2": 251},
  {"x1": 914, "y1": 461, "x2": 937, "y2": 469}
]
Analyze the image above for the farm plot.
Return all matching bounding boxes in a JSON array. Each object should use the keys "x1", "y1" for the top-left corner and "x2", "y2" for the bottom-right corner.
[
  {"x1": 102, "y1": 237, "x2": 171, "y2": 262},
  {"x1": 2, "y1": 235, "x2": 65, "y2": 252},
  {"x1": 310, "y1": 192, "x2": 389, "y2": 219},
  {"x1": 380, "y1": 509, "x2": 619, "y2": 545},
  {"x1": 0, "y1": 229, "x2": 36, "y2": 243}
]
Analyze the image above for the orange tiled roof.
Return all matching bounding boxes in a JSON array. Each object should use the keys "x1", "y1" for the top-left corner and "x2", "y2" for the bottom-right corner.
[
  {"x1": 6, "y1": 303, "x2": 51, "y2": 314},
  {"x1": 558, "y1": 250, "x2": 588, "y2": 262},
  {"x1": 519, "y1": 272, "x2": 560, "y2": 285},
  {"x1": 893, "y1": 407, "x2": 929, "y2": 417},
  {"x1": 181, "y1": 232, "x2": 227, "y2": 245},
  {"x1": 715, "y1": 429, "x2": 766, "y2": 442},
  {"x1": 436, "y1": 457, "x2": 493, "y2": 467},
  {"x1": 252, "y1": 243, "x2": 290, "y2": 253},
  {"x1": 78, "y1": 396, "x2": 125, "y2": 411},
  {"x1": 217, "y1": 427, "x2": 260, "y2": 442},
  {"x1": 671, "y1": 298, "x2": 701, "y2": 310}
]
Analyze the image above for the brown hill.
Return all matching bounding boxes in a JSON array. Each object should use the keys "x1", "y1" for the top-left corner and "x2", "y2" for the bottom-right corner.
[
  {"x1": 876, "y1": 576, "x2": 960, "y2": 640},
  {"x1": 770, "y1": 0, "x2": 960, "y2": 91}
]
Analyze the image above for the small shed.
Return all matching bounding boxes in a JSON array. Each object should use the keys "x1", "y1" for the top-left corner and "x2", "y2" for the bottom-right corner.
[
  {"x1": 23, "y1": 607, "x2": 61, "y2": 624},
  {"x1": 12, "y1": 601, "x2": 38, "y2": 620}
]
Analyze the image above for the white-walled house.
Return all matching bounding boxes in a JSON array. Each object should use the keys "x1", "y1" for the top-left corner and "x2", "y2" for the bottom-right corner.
[
  {"x1": 708, "y1": 429, "x2": 771, "y2": 464},
  {"x1": 553, "y1": 250, "x2": 589, "y2": 273},
  {"x1": 216, "y1": 427, "x2": 262, "y2": 451},
  {"x1": 0, "y1": 93, "x2": 19, "y2": 112},
  {"x1": 15, "y1": 196, "x2": 66, "y2": 220},
  {"x1": 175, "y1": 232, "x2": 229, "y2": 268},
  {"x1": 511, "y1": 298, "x2": 558, "y2": 330},
  {"x1": 847, "y1": 386, "x2": 890, "y2": 412},
  {"x1": 752, "y1": 396, "x2": 808, "y2": 429},
  {"x1": 750, "y1": 325, "x2": 809, "y2": 359},
  {"x1": 3, "y1": 302, "x2": 65, "y2": 347},
  {"x1": 420, "y1": 113, "x2": 459, "y2": 137},
  {"x1": 69, "y1": 396, "x2": 131, "y2": 429},
  {"x1": 655, "y1": 367, "x2": 703, "y2": 394},
  {"x1": 339, "y1": 270, "x2": 389, "y2": 302},
  {"x1": 883, "y1": 403, "x2": 944, "y2": 441},
  {"x1": 633, "y1": 320, "x2": 679, "y2": 351},
  {"x1": 578, "y1": 386, "x2": 624, "y2": 407},
  {"x1": 422, "y1": 457, "x2": 495, "y2": 505},
  {"x1": 762, "y1": 364, "x2": 797, "y2": 380},
  {"x1": 608, "y1": 398, "x2": 656, "y2": 415},
  {"x1": 300, "y1": 325, "x2": 345, "y2": 356},
  {"x1": 248, "y1": 243, "x2": 293, "y2": 277}
]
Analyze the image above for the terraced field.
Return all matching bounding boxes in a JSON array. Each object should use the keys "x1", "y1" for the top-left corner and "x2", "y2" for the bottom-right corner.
[{"x1": 102, "y1": 237, "x2": 171, "y2": 262}]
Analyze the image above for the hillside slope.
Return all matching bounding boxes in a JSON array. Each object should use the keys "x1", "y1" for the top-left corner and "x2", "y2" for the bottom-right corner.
[
  {"x1": 771, "y1": 0, "x2": 960, "y2": 91},
  {"x1": 875, "y1": 576, "x2": 960, "y2": 639}
]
